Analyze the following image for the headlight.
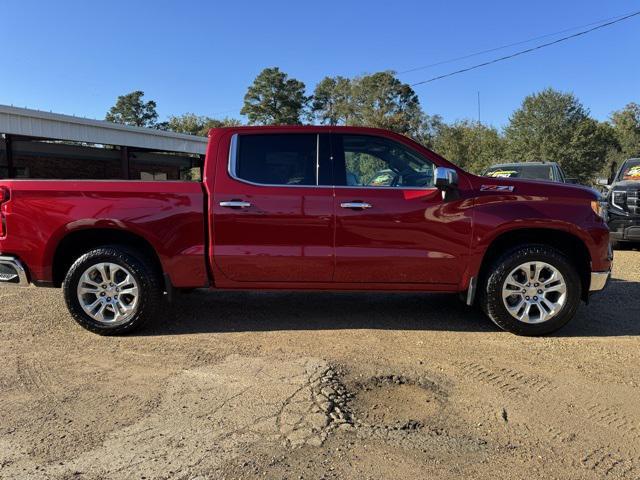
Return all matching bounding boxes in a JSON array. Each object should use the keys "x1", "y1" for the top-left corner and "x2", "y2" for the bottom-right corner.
[
  {"x1": 591, "y1": 200, "x2": 607, "y2": 220},
  {"x1": 611, "y1": 190, "x2": 627, "y2": 211}
]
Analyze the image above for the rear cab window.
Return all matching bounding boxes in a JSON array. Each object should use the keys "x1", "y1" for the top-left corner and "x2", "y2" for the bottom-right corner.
[{"x1": 230, "y1": 134, "x2": 331, "y2": 186}]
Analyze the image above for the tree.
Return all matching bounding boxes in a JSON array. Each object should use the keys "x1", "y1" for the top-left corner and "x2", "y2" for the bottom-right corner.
[
  {"x1": 610, "y1": 102, "x2": 640, "y2": 158},
  {"x1": 241, "y1": 67, "x2": 308, "y2": 125},
  {"x1": 105, "y1": 91, "x2": 158, "y2": 127},
  {"x1": 416, "y1": 114, "x2": 444, "y2": 150},
  {"x1": 504, "y1": 88, "x2": 611, "y2": 182},
  {"x1": 350, "y1": 72, "x2": 424, "y2": 138},
  {"x1": 433, "y1": 120, "x2": 505, "y2": 173},
  {"x1": 310, "y1": 71, "x2": 424, "y2": 139},
  {"x1": 160, "y1": 113, "x2": 241, "y2": 136},
  {"x1": 311, "y1": 76, "x2": 354, "y2": 125}
]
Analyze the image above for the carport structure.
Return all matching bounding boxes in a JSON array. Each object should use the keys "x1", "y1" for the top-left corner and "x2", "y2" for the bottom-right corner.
[{"x1": 0, "y1": 104, "x2": 208, "y2": 181}]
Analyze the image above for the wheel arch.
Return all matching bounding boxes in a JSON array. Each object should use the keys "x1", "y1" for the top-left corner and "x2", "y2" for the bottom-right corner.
[
  {"x1": 476, "y1": 228, "x2": 591, "y2": 302},
  {"x1": 51, "y1": 227, "x2": 164, "y2": 287}
]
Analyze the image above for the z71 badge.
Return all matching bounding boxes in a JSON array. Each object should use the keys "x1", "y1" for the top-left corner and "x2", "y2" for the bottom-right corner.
[{"x1": 480, "y1": 184, "x2": 515, "y2": 192}]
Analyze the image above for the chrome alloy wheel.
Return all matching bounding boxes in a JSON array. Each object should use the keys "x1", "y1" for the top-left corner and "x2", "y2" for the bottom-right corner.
[
  {"x1": 76, "y1": 263, "x2": 139, "y2": 325},
  {"x1": 501, "y1": 261, "x2": 567, "y2": 324}
]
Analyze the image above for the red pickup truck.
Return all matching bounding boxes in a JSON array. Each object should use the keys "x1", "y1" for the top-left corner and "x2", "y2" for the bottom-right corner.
[{"x1": 0, "y1": 126, "x2": 612, "y2": 336}]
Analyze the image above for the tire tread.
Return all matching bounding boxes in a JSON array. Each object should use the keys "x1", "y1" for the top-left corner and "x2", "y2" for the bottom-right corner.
[
  {"x1": 480, "y1": 244, "x2": 581, "y2": 336},
  {"x1": 63, "y1": 245, "x2": 162, "y2": 335}
]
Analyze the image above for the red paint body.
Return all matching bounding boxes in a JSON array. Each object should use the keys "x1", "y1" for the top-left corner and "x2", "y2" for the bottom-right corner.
[{"x1": 0, "y1": 126, "x2": 611, "y2": 293}]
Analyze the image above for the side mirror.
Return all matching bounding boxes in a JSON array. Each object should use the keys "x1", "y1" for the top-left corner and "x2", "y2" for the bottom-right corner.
[
  {"x1": 435, "y1": 167, "x2": 458, "y2": 190},
  {"x1": 596, "y1": 178, "x2": 609, "y2": 186}
]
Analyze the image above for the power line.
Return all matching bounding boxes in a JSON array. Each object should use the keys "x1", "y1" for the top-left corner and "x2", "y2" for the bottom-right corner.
[
  {"x1": 183, "y1": 11, "x2": 640, "y2": 118},
  {"x1": 398, "y1": 10, "x2": 640, "y2": 75},
  {"x1": 411, "y1": 10, "x2": 640, "y2": 87}
]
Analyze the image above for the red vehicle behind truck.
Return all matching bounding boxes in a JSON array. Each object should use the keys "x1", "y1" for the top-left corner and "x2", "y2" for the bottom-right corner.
[{"x1": 0, "y1": 126, "x2": 612, "y2": 336}]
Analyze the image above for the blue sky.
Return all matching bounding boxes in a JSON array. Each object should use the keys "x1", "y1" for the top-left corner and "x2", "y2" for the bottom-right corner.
[{"x1": 1, "y1": 0, "x2": 638, "y2": 129}]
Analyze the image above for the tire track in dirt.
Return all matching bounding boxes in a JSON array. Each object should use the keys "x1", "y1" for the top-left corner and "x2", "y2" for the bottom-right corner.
[
  {"x1": 16, "y1": 358, "x2": 65, "y2": 396},
  {"x1": 454, "y1": 361, "x2": 554, "y2": 399},
  {"x1": 585, "y1": 403, "x2": 640, "y2": 442},
  {"x1": 581, "y1": 447, "x2": 638, "y2": 478},
  {"x1": 451, "y1": 360, "x2": 640, "y2": 478}
]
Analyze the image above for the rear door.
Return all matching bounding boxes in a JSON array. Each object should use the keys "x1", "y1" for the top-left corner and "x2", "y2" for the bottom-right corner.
[
  {"x1": 212, "y1": 132, "x2": 334, "y2": 283},
  {"x1": 331, "y1": 133, "x2": 471, "y2": 285}
]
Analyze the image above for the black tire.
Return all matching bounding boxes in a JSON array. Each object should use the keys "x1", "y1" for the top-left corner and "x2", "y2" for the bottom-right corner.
[
  {"x1": 479, "y1": 244, "x2": 582, "y2": 336},
  {"x1": 63, "y1": 245, "x2": 162, "y2": 335}
]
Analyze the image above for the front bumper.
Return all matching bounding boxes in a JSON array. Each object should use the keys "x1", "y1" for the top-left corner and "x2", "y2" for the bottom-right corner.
[
  {"x1": 589, "y1": 270, "x2": 611, "y2": 292},
  {"x1": 0, "y1": 255, "x2": 29, "y2": 287},
  {"x1": 608, "y1": 212, "x2": 640, "y2": 242}
]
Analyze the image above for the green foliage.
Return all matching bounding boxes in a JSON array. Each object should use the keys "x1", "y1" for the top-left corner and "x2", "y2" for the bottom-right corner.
[
  {"x1": 311, "y1": 76, "x2": 354, "y2": 125},
  {"x1": 105, "y1": 76, "x2": 637, "y2": 187},
  {"x1": 598, "y1": 103, "x2": 640, "y2": 180},
  {"x1": 311, "y1": 72, "x2": 423, "y2": 139},
  {"x1": 433, "y1": 120, "x2": 505, "y2": 173},
  {"x1": 105, "y1": 91, "x2": 158, "y2": 127},
  {"x1": 414, "y1": 114, "x2": 444, "y2": 150},
  {"x1": 241, "y1": 67, "x2": 308, "y2": 125},
  {"x1": 504, "y1": 88, "x2": 613, "y2": 182},
  {"x1": 345, "y1": 153, "x2": 387, "y2": 185},
  {"x1": 160, "y1": 113, "x2": 241, "y2": 136},
  {"x1": 610, "y1": 102, "x2": 640, "y2": 158},
  {"x1": 350, "y1": 72, "x2": 423, "y2": 138}
]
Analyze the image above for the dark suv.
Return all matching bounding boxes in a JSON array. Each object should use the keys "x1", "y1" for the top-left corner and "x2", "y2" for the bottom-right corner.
[{"x1": 600, "y1": 158, "x2": 640, "y2": 248}]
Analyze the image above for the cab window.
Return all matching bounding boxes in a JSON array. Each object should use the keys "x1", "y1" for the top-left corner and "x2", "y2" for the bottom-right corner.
[
  {"x1": 234, "y1": 134, "x2": 320, "y2": 186},
  {"x1": 333, "y1": 135, "x2": 435, "y2": 188}
]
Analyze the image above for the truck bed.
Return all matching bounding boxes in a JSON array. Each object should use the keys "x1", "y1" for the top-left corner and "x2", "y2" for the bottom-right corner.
[{"x1": 0, "y1": 180, "x2": 208, "y2": 288}]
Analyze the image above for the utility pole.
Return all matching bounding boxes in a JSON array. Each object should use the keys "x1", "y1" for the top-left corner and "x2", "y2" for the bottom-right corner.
[{"x1": 477, "y1": 91, "x2": 481, "y2": 125}]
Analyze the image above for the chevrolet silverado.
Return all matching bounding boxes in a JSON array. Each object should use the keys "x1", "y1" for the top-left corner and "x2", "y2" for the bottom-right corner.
[{"x1": 0, "y1": 126, "x2": 612, "y2": 336}]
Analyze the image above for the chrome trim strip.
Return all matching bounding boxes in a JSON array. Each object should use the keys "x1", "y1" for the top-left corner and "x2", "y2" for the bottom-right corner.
[
  {"x1": 466, "y1": 276, "x2": 477, "y2": 306},
  {"x1": 589, "y1": 270, "x2": 610, "y2": 292},
  {"x1": 611, "y1": 190, "x2": 627, "y2": 212},
  {"x1": 340, "y1": 202, "x2": 372, "y2": 209},
  {"x1": 228, "y1": 133, "x2": 238, "y2": 179},
  {"x1": 219, "y1": 201, "x2": 251, "y2": 208},
  {"x1": 0, "y1": 255, "x2": 29, "y2": 287},
  {"x1": 333, "y1": 185, "x2": 438, "y2": 191}
]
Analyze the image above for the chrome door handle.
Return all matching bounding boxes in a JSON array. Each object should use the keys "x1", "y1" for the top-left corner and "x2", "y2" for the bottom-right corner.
[
  {"x1": 219, "y1": 201, "x2": 252, "y2": 208},
  {"x1": 340, "y1": 202, "x2": 372, "y2": 209}
]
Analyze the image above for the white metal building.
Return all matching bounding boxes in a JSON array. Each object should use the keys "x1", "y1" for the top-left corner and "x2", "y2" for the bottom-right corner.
[{"x1": 0, "y1": 105, "x2": 207, "y2": 181}]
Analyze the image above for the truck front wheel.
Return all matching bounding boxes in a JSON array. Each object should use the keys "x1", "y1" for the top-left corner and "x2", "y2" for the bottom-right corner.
[
  {"x1": 63, "y1": 246, "x2": 162, "y2": 335},
  {"x1": 480, "y1": 244, "x2": 582, "y2": 336}
]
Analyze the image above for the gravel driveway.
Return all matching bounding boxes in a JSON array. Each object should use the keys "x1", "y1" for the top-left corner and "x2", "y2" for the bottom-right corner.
[{"x1": 1, "y1": 250, "x2": 639, "y2": 479}]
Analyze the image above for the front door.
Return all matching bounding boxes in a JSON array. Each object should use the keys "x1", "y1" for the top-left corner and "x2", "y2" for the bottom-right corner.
[
  {"x1": 212, "y1": 132, "x2": 334, "y2": 283},
  {"x1": 332, "y1": 133, "x2": 471, "y2": 285}
]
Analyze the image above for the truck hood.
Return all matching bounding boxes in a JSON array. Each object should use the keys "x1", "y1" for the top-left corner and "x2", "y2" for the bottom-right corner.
[{"x1": 609, "y1": 180, "x2": 640, "y2": 190}]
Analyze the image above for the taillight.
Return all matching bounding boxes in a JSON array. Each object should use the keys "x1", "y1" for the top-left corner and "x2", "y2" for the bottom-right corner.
[{"x1": 0, "y1": 186, "x2": 9, "y2": 237}]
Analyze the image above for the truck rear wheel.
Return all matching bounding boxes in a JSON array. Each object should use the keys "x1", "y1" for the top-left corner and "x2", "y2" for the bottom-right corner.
[
  {"x1": 480, "y1": 244, "x2": 582, "y2": 336},
  {"x1": 63, "y1": 246, "x2": 162, "y2": 335}
]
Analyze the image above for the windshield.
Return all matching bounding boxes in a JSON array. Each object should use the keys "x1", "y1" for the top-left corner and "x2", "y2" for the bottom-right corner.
[
  {"x1": 616, "y1": 159, "x2": 640, "y2": 182},
  {"x1": 483, "y1": 164, "x2": 554, "y2": 181}
]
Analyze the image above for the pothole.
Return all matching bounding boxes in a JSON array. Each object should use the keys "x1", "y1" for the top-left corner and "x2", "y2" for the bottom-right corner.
[{"x1": 349, "y1": 375, "x2": 446, "y2": 432}]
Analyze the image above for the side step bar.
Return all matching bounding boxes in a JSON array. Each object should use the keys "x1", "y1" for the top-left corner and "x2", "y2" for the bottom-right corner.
[{"x1": 0, "y1": 256, "x2": 29, "y2": 286}]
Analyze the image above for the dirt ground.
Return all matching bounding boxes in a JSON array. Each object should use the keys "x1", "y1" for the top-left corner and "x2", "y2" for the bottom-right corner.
[{"x1": 1, "y1": 250, "x2": 639, "y2": 480}]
